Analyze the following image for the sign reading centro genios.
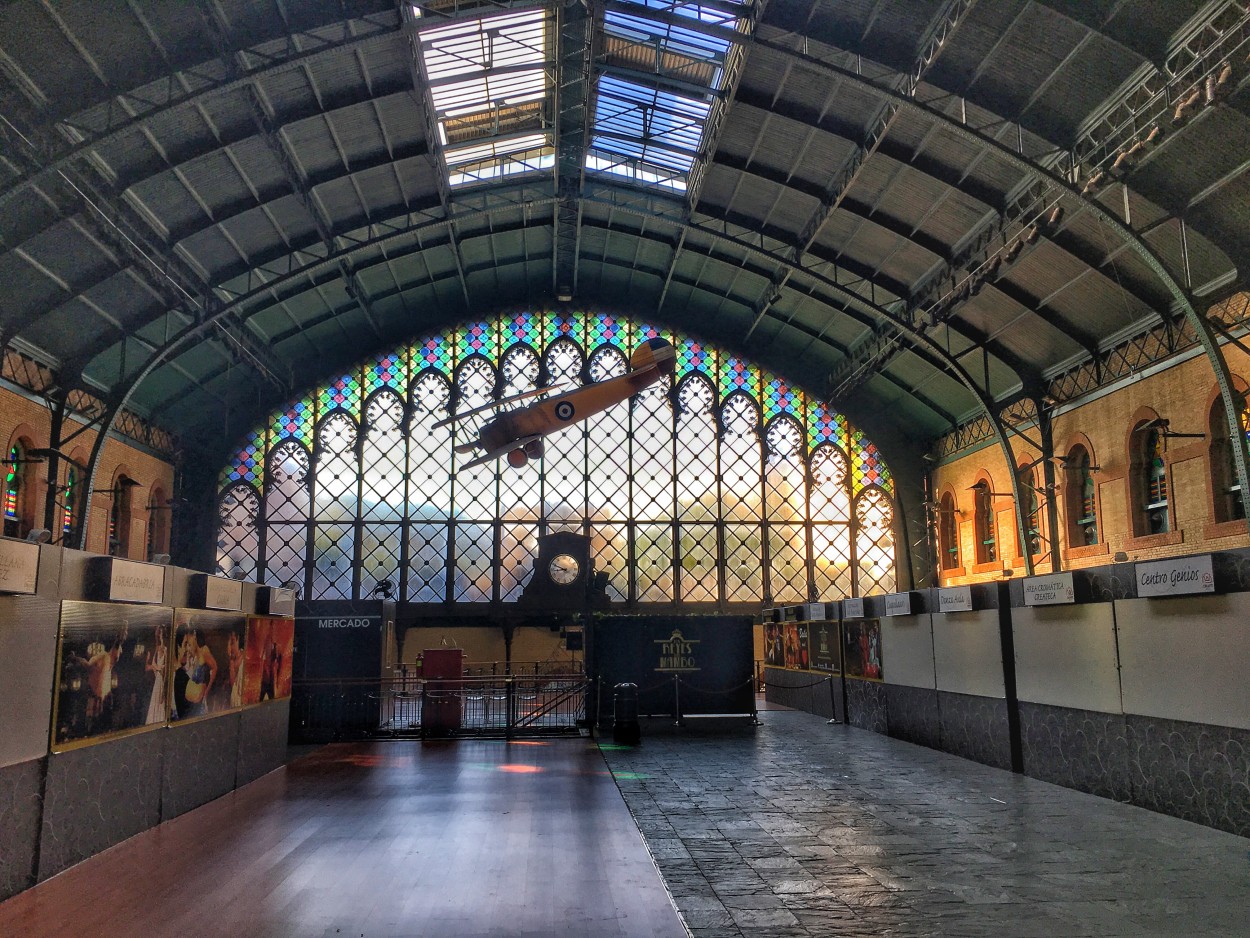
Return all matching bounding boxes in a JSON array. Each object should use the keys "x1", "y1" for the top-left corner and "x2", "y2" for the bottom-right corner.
[
  {"x1": 1135, "y1": 554, "x2": 1214, "y2": 598},
  {"x1": 1022, "y1": 571, "x2": 1075, "y2": 607}
]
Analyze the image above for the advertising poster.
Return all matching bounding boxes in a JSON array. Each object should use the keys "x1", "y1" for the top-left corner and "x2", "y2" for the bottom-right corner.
[
  {"x1": 170, "y1": 609, "x2": 248, "y2": 722},
  {"x1": 52, "y1": 601, "x2": 174, "y2": 750},
  {"x1": 809, "y1": 620, "x2": 841, "y2": 673},
  {"x1": 243, "y1": 616, "x2": 295, "y2": 704},
  {"x1": 842, "y1": 618, "x2": 883, "y2": 680},
  {"x1": 764, "y1": 621, "x2": 785, "y2": 667},
  {"x1": 783, "y1": 622, "x2": 810, "y2": 670}
]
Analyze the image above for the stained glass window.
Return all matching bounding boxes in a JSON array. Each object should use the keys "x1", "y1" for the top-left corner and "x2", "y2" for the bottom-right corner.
[
  {"x1": 3, "y1": 444, "x2": 21, "y2": 537},
  {"x1": 1209, "y1": 395, "x2": 1248, "y2": 524},
  {"x1": 216, "y1": 313, "x2": 897, "y2": 601}
]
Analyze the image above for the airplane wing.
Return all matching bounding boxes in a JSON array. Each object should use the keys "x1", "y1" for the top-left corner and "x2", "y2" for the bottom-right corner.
[
  {"x1": 456, "y1": 435, "x2": 544, "y2": 471},
  {"x1": 432, "y1": 383, "x2": 566, "y2": 429}
]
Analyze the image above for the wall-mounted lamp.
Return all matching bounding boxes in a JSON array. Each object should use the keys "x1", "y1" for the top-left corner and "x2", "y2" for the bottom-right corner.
[
  {"x1": 1140, "y1": 418, "x2": 1204, "y2": 440},
  {"x1": 25, "y1": 528, "x2": 51, "y2": 543},
  {"x1": 1113, "y1": 551, "x2": 1131, "y2": 563},
  {"x1": 27, "y1": 448, "x2": 90, "y2": 471},
  {"x1": 1001, "y1": 567, "x2": 1014, "y2": 578},
  {"x1": 152, "y1": 553, "x2": 172, "y2": 564},
  {"x1": 1055, "y1": 456, "x2": 1101, "y2": 472},
  {"x1": 967, "y1": 482, "x2": 1014, "y2": 498},
  {"x1": 90, "y1": 478, "x2": 142, "y2": 495}
]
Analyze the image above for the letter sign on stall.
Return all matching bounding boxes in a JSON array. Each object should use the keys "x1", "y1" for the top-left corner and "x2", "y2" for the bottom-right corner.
[
  {"x1": 1022, "y1": 571, "x2": 1075, "y2": 607},
  {"x1": 1135, "y1": 554, "x2": 1215, "y2": 598}
]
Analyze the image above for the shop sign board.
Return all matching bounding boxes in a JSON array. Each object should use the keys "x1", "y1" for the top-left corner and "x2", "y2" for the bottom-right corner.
[
  {"x1": 936, "y1": 585, "x2": 973, "y2": 613},
  {"x1": 842, "y1": 596, "x2": 865, "y2": 618},
  {"x1": 1135, "y1": 554, "x2": 1214, "y2": 598},
  {"x1": 1022, "y1": 572, "x2": 1075, "y2": 607},
  {"x1": 883, "y1": 592, "x2": 914, "y2": 616}
]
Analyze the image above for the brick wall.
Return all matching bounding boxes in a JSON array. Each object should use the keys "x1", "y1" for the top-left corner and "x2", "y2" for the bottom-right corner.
[
  {"x1": 932, "y1": 338, "x2": 1250, "y2": 585},
  {"x1": 0, "y1": 386, "x2": 175, "y2": 559}
]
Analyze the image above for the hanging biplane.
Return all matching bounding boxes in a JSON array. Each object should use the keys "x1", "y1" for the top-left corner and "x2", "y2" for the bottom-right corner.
[{"x1": 434, "y1": 337, "x2": 676, "y2": 471}]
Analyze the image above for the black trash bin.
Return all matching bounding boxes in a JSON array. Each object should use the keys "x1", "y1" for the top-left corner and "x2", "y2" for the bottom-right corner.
[{"x1": 612, "y1": 682, "x2": 640, "y2": 745}]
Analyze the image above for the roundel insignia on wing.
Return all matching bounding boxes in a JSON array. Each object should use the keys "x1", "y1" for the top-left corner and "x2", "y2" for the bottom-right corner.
[{"x1": 555, "y1": 400, "x2": 575, "y2": 421}]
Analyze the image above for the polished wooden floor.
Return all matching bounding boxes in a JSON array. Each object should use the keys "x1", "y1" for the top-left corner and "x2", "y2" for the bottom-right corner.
[{"x1": 0, "y1": 740, "x2": 687, "y2": 938}]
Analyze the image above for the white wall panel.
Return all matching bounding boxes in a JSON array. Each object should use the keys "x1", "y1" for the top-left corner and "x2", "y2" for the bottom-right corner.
[
  {"x1": 932, "y1": 610, "x2": 1005, "y2": 699},
  {"x1": 1116, "y1": 594, "x2": 1250, "y2": 731},
  {"x1": 1012, "y1": 603, "x2": 1121, "y2": 714},
  {"x1": 880, "y1": 614, "x2": 936, "y2": 690}
]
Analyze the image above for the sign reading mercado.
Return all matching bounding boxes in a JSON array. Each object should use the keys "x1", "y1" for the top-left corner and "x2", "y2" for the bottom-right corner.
[
  {"x1": 1135, "y1": 554, "x2": 1214, "y2": 598},
  {"x1": 1022, "y1": 572, "x2": 1075, "y2": 607}
]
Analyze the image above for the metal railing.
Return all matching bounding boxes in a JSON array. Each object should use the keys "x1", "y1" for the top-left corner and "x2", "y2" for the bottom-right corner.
[{"x1": 290, "y1": 672, "x2": 588, "y2": 741}]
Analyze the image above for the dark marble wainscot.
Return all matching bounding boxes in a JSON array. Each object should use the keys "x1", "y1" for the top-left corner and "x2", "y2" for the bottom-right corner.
[
  {"x1": 1018, "y1": 701, "x2": 1132, "y2": 803},
  {"x1": 38, "y1": 729, "x2": 165, "y2": 881},
  {"x1": 845, "y1": 677, "x2": 888, "y2": 733},
  {"x1": 0, "y1": 757, "x2": 43, "y2": 901},
  {"x1": 937, "y1": 690, "x2": 1013, "y2": 771},
  {"x1": 1126, "y1": 714, "x2": 1250, "y2": 838},
  {"x1": 236, "y1": 700, "x2": 292, "y2": 786},
  {"x1": 883, "y1": 683, "x2": 940, "y2": 749},
  {"x1": 161, "y1": 713, "x2": 242, "y2": 820}
]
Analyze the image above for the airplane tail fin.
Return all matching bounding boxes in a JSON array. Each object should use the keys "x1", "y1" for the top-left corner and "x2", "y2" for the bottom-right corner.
[{"x1": 630, "y1": 337, "x2": 675, "y2": 375}]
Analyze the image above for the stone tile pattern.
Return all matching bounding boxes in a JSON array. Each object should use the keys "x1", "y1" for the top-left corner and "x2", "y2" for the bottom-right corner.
[
  {"x1": 937, "y1": 690, "x2": 1012, "y2": 771},
  {"x1": 38, "y1": 729, "x2": 164, "y2": 881},
  {"x1": 1127, "y1": 714, "x2": 1250, "y2": 837},
  {"x1": 883, "y1": 684, "x2": 939, "y2": 750},
  {"x1": 236, "y1": 699, "x2": 291, "y2": 786},
  {"x1": 845, "y1": 678, "x2": 887, "y2": 733},
  {"x1": 1019, "y1": 701, "x2": 1133, "y2": 803},
  {"x1": 161, "y1": 713, "x2": 241, "y2": 820},
  {"x1": 764, "y1": 668, "x2": 839, "y2": 720},
  {"x1": 0, "y1": 757, "x2": 43, "y2": 901},
  {"x1": 601, "y1": 710, "x2": 1250, "y2": 938}
]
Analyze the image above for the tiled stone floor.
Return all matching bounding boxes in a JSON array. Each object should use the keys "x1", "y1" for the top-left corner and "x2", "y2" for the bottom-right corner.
[{"x1": 599, "y1": 707, "x2": 1250, "y2": 938}]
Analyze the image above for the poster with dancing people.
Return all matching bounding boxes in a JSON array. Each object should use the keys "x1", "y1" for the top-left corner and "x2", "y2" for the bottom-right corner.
[
  {"x1": 52, "y1": 601, "x2": 174, "y2": 750},
  {"x1": 169, "y1": 609, "x2": 248, "y2": 722}
]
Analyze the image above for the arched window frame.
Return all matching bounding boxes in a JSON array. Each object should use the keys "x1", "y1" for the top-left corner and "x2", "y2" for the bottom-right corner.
[
  {"x1": 970, "y1": 472, "x2": 998, "y2": 567},
  {"x1": 1126, "y1": 409, "x2": 1171, "y2": 539},
  {"x1": 1016, "y1": 462, "x2": 1044, "y2": 559},
  {"x1": 3, "y1": 436, "x2": 38, "y2": 539},
  {"x1": 1205, "y1": 379, "x2": 1249, "y2": 531},
  {"x1": 107, "y1": 470, "x2": 138, "y2": 558},
  {"x1": 1062, "y1": 437, "x2": 1101, "y2": 555},
  {"x1": 936, "y1": 487, "x2": 962, "y2": 572},
  {"x1": 215, "y1": 316, "x2": 901, "y2": 604}
]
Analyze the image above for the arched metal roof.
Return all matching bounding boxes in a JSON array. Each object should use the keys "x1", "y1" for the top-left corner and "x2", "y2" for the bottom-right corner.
[{"x1": 1, "y1": 0, "x2": 1248, "y2": 467}]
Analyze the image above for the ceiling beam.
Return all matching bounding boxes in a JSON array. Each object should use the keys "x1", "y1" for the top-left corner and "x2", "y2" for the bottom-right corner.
[{"x1": 741, "y1": 0, "x2": 979, "y2": 342}]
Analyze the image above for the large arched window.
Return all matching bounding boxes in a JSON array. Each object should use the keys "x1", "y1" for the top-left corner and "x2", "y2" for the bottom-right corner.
[
  {"x1": 1208, "y1": 391, "x2": 1248, "y2": 525},
  {"x1": 971, "y1": 476, "x2": 997, "y2": 565},
  {"x1": 215, "y1": 313, "x2": 898, "y2": 603},
  {"x1": 937, "y1": 490, "x2": 960, "y2": 570},
  {"x1": 1064, "y1": 444, "x2": 1099, "y2": 548},
  {"x1": 3, "y1": 439, "x2": 35, "y2": 539},
  {"x1": 1017, "y1": 463, "x2": 1043, "y2": 558},
  {"x1": 1129, "y1": 420, "x2": 1169, "y2": 536}
]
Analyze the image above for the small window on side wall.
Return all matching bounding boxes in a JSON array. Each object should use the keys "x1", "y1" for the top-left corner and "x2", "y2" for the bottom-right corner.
[
  {"x1": 938, "y1": 491, "x2": 959, "y2": 570},
  {"x1": 1131, "y1": 423, "x2": 1169, "y2": 536},
  {"x1": 1209, "y1": 396, "x2": 1247, "y2": 524},
  {"x1": 1064, "y1": 446, "x2": 1098, "y2": 548},
  {"x1": 971, "y1": 480, "x2": 996, "y2": 564}
]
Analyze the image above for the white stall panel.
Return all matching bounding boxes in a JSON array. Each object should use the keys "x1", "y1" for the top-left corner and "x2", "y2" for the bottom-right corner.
[
  {"x1": 933, "y1": 610, "x2": 1005, "y2": 699},
  {"x1": 880, "y1": 614, "x2": 936, "y2": 690},
  {"x1": 1012, "y1": 603, "x2": 1121, "y2": 714},
  {"x1": 1116, "y1": 594, "x2": 1250, "y2": 731}
]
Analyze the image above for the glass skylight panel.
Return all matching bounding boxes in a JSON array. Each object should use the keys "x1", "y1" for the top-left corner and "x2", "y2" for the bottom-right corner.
[
  {"x1": 588, "y1": 0, "x2": 750, "y2": 193},
  {"x1": 414, "y1": 8, "x2": 554, "y2": 188}
]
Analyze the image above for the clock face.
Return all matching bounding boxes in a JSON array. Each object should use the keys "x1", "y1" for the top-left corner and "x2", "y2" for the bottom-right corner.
[{"x1": 548, "y1": 554, "x2": 581, "y2": 586}]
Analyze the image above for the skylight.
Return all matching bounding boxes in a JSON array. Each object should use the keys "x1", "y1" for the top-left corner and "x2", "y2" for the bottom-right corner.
[
  {"x1": 588, "y1": 0, "x2": 750, "y2": 193},
  {"x1": 412, "y1": 7, "x2": 554, "y2": 189}
]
